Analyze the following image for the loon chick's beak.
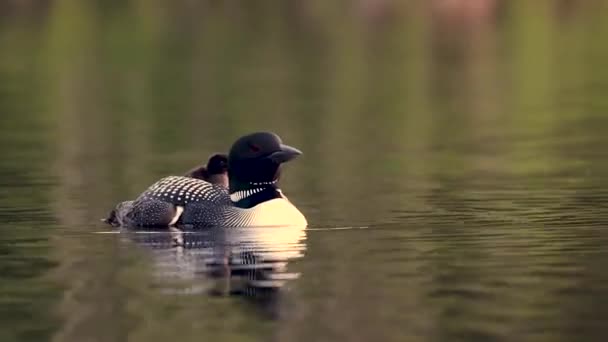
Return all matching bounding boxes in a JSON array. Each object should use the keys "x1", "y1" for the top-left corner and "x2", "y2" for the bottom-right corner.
[{"x1": 268, "y1": 144, "x2": 302, "y2": 163}]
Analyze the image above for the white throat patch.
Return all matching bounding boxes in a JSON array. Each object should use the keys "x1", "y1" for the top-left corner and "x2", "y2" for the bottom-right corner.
[{"x1": 230, "y1": 188, "x2": 265, "y2": 202}]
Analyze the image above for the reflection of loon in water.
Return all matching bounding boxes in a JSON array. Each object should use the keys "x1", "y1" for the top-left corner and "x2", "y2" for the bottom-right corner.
[{"x1": 124, "y1": 226, "x2": 306, "y2": 318}]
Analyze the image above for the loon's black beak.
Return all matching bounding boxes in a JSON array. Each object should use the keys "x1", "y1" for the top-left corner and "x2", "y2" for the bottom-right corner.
[{"x1": 268, "y1": 144, "x2": 302, "y2": 163}]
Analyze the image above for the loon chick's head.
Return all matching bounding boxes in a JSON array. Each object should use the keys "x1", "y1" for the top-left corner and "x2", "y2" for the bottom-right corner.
[
  {"x1": 228, "y1": 132, "x2": 301, "y2": 194},
  {"x1": 185, "y1": 153, "x2": 228, "y2": 187}
]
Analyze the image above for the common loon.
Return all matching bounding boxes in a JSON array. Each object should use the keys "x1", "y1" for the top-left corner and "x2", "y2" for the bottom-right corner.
[
  {"x1": 104, "y1": 153, "x2": 228, "y2": 227},
  {"x1": 106, "y1": 132, "x2": 307, "y2": 228}
]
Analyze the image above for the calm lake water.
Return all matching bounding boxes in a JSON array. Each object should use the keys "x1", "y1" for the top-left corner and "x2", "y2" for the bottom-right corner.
[{"x1": 2, "y1": 1, "x2": 608, "y2": 341}]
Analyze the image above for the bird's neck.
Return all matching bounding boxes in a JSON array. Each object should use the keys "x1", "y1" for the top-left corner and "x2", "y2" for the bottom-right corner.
[{"x1": 229, "y1": 180, "x2": 281, "y2": 208}]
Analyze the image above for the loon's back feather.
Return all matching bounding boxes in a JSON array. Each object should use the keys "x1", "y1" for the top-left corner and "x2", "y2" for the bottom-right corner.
[
  {"x1": 112, "y1": 176, "x2": 227, "y2": 227},
  {"x1": 139, "y1": 176, "x2": 230, "y2": 206}
]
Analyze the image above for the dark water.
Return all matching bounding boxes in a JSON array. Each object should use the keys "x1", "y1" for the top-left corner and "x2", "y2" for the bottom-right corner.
[{"x1": 2, "y1": 1, "x2": 608, "y2": 341}]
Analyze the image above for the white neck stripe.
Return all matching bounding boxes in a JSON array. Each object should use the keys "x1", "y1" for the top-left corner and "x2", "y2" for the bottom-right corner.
[
  {"x1": 249, "y1": 180, "x2": 277, "y2": 186},
  {"x1": 230, "y1": 187, "x2": 265, "y2": 202}
]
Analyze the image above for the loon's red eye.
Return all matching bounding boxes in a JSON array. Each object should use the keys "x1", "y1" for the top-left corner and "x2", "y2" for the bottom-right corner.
[{"x1": 248, "y1": 143, "x2": 260, "y2": 152}]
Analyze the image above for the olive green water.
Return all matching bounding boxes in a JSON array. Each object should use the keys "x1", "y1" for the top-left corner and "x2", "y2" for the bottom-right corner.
[{"x1": 2, "y1": 1, "x2": 608, "y2": 341}]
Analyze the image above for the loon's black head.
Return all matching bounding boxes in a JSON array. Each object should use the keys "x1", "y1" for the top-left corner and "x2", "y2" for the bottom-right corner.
[{"x1": 228, "y1": 132, "x2": 301, "y2": 193}]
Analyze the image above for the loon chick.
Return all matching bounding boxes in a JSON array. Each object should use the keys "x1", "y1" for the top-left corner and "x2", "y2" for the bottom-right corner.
[
  {"x1": 103, "y1": 153, "x2": 228, "y2": 227},
  {"x1": 184, "y1": 153, "x2": 228, "y2": 187},
  {"x1": 110, "y1": 132, "x2": 306, "y2": 228}
]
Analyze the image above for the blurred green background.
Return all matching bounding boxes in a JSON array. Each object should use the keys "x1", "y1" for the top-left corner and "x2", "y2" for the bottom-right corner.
[{"x1": 2, "y1": 1, "x2": 608, "y2": 341}]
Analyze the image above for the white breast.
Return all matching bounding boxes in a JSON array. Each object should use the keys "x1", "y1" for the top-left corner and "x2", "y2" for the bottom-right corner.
[{"x1": 225, "y1": 198, "x2": 308, "y2": 228}]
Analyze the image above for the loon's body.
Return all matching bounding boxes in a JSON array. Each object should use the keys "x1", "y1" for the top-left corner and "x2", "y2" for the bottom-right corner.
[
  {"x1": 106, "y1": 132, "x2": 307, "y2": 228},
  {"x1": 104, "y1": 154, "x2": 228, "y2": 227},
  {"x1": 180, "y1": 187, "x2": 306, "y2": 227}
]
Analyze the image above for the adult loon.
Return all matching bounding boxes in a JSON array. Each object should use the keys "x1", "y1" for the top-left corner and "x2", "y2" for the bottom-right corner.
[
  {"x1": 104, "y1": 153, "x2": 228, "y2": 226},
  {"x1": 106, "y1": 132, "x2": 307, "y2": 228}
]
